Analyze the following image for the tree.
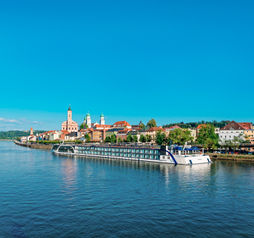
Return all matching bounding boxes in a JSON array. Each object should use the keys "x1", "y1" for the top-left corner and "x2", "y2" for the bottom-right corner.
[
  {"x1": 80, "y1": 123, "x2": 88, "y2": 130},
  {"x1": 155, "y1": 132, "x2": 167, "y2": 145},
  {"x1": 133, "y1": 135, "x2": 138, "y2": 143},
  {"x1": 168, "y1": 128, "x2": 193, "y2": 145},
  {"x1": 117, "y1": 137, "x2": 123, "y2": 143},
  {"x1": 85, "y1": 134, "x2": 91, "y2": 142},
  {"x1": 104, "y1": 136, "x2": 111, "y2": 143},
  {"x1": 146, "y1": 134, "x2": 152, "y2": 142},
  {"x1": 139, "y1": 121, "x2": 145, "y2": 130},
  {"x1": 146, "y1": 119, "x2": 157, "y2": 129},
  {"x1": 139, "y1": 134, "x2": 146, "y2": 143},
  {"x1": 197, "y1": 124, "x2": 218, "y2": 150},
  {"x1": 126, "y1": 134, "x2": 133, "y2": 143},
  {"x1": 110, "y1": 134, "x2": 117, "y2": 143}
]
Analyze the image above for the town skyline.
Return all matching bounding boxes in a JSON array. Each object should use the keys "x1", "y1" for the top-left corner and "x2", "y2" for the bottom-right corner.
[{"x1": 0, "y1": 105, "x2": 253, "y2": 131}]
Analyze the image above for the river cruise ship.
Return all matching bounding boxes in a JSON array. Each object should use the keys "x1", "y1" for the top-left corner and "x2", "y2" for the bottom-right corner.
[{"x1": 52, "y1": 144, "x2": 211, "y2": 165}]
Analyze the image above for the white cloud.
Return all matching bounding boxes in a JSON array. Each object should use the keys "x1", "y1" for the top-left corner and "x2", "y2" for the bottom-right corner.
[{"x1": 0, "y1": 117, "x2": 20, "y2": 124}]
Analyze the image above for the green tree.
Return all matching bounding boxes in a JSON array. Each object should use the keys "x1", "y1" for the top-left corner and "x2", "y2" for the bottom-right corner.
[
  {"x1": 155, "y1": 132, "x2": 167, "y2": 145},
  {"x1": 231, "y1": 134, "x2": 245, "y2": 151},
  {"x1": 110, "y1": 134, "x2": 117, "y2": 143},
  {"x1": 80, "y1": 123, "x2": 88, "y2": 130},
  {"x1": 197, "y1": 124, "x2": 218, "y2": 149},
  {"x1": 126, "y1": 134, "x2": 133, "y2": 143},
  {"x1": 104, "y1": 136, "x2": 111, "y2": 143},
  {"x1": 139, "y1": 134, "x2": 146, "y2": 143},
  {"x1": 85, "y1": 134, "x2": 91, "y2": 142},
  {"x1": 117, "y1": 137, "x2": 123, "y2": 143},
  {"x1": 133, "y1": 135, "x2": 138, "y2": 142},
  {"x1": 146, "y1": 119, "x2": 157, "y2": 129},
  {"x1": 139, "y1": 121, "x2": 145, "y2": 130},
  {"x1": 146, "y1": 134, "x2": 152, "y2": 142},
  {"x1": 168, "y1": 128, "x2": 193, "y2": 145}
]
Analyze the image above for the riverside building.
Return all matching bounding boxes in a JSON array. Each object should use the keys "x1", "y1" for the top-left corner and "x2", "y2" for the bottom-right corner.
[{"x1": 61, "y1": 106, "x2": 79, "y2": 132}]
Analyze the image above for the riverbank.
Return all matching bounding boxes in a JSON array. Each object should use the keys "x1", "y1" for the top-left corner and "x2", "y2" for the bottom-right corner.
[
  {"x1": 208, "y1": 153, "x2": 254, "y2": 162},
  {"x1": 13, "y1": 141, "x2": 254, "y2": 162},
  {"x1": 14, "y1": 140, "x2": 52, "y2": 150}
]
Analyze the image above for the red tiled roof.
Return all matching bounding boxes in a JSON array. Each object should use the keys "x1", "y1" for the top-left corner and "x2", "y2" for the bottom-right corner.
[
  {"x1": 94, "y1": 124, "x2": 111, "y2": 129},
  {"x1": 165, "y1": 125, "x2": 181, "y2": 130},
  {"x1": 113, "y1": 121, "x2": 131, "y2": 127},
  {"x1": 118, "y1": 129, "x2": 132, "y2": 133},
  {"x1": 221, "y1": 121, "x2": 252, "y2": 130},
  {"x1": 238, "y1": 123, "x2": 252, "y2": 130},
  {"x1": 197, "y1": 124, "x2": 207, "y2": 129},
  {"x1": 61, "y1": 130, "x2": 69, "y2": 135},
  {"x1": 147, "y1": 127, "x2": 165, "y2": 132}
]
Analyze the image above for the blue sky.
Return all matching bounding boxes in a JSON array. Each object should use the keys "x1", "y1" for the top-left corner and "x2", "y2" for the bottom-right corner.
[{"x1": 0, "y1": 0, "x2": 254, "y2": 130}]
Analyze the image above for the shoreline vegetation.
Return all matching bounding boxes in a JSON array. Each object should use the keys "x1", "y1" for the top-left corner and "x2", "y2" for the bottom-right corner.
[{"x1": 13, "y1": 140, "x2": 254, "y2": 162}]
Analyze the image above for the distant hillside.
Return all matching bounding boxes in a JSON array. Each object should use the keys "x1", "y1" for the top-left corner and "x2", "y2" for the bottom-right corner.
[
  {"x1": 163, "y1": 120, "x2": 231, "y2": 129},
  {"x1": 0, "y1": 130, "x2": 46, "y2": 139}
]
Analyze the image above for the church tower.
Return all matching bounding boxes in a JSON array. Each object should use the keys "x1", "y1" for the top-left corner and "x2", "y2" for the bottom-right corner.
[
  {"x1": 100, "y1": 113, "x2": 105, "y2": 125},
  {"x1": 67, "y1": 105, "x2": 72, "y2": 121},
  {"x1": 85, "y1": 113, "x2": 91, "y2": 128}
]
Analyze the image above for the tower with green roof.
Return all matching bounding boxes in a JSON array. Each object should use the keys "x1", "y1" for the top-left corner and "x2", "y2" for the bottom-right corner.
[{"x1": 84, "y1": 112, "x2": 91, "y2": 128}]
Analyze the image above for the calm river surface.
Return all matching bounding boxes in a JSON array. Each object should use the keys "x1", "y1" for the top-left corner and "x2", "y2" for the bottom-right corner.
[{"x1": 0, "y1": 141, "x2": 254, "y2": 238}]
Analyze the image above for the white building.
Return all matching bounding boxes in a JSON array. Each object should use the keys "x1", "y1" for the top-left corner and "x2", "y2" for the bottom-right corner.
[
  {"x1": 84, "y1": 113, "x2": 92, "y2": 128},
  {"x1": 48, "y1": 131, "x2": 62, "y2": 141},
  {"x1": 100, "y1": 113, "x2": 105, "y2": 125},
  {"x1": 219, "y1": 121, "x2": 250, "y2": 144}
]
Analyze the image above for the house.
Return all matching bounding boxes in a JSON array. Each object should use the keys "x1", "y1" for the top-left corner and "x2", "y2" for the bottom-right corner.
[
  {"x1": 164, "y1": 125, "x2": 181, "y2": 135},
  {"x1": 90, "y1": 129, "x2": 107, "y2": 142},
  {"x1": 188, "y1": 129, "x2": 197, "y2": 141},
  {"x1": 140, "y1": 127, "x2": 165, "y2": 141},
  {"x1": 65, "y1": 132, "x2": 78, "y2": 141},
  {"x1": 112, "y1": 121, "x2": 132, "y2": 129},
  {"x1": 219, "y1": 121, "x2": 250, "y2": 144},
  {"x1": 48, "y1": 131, "x2": 62, "y2": 141},
  {"x1": 105, "y1": 128, "x2": 123, "y2": 138}
]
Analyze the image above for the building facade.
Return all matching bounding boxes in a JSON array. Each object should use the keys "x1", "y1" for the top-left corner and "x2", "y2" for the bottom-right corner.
[
  {"x1": 219, "y1": 121, "x2": 250, "y2": 144},
  {"x1": 61, "y1": 106, "x2": 79, "y2": 132}
]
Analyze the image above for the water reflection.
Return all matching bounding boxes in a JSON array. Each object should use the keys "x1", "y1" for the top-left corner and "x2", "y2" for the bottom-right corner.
[
  {"x1": 59, "y1": 157, "x2": 77, "y2": 193},
  {"x1": 55, "y1": 154, "x2": 212, "y2": 184}
]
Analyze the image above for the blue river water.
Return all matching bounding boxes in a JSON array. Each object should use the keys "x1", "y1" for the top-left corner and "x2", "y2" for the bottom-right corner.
[{"x1": 0, "y1": 141, "x2": 254, "y2": 238}]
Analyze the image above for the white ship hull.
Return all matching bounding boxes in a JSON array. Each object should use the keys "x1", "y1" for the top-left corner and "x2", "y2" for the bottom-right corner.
[{"x1": 53, "y1": 149, "x2": 211, "y2": 165}]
